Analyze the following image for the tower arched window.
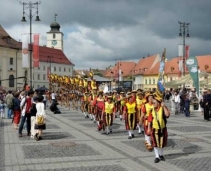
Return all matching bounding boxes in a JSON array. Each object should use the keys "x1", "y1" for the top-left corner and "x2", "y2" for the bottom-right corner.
[
  {"x1": 9, "y1": 75, "x2": 14, "y2": 87},
  {"x1": 53, "y1": 33, "x2": 56, "y2": 39},
  {"x1": 149, "y1": 79, "x2": 151, "y2": 84}
]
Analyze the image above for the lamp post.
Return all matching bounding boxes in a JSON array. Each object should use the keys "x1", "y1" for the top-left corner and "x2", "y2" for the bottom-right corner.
[
  {"x1": 20, "y1": 1, "x2": 41, "y2": 89},
  {"x1": 47, "y1": 56, "x2": 53, "y2": 91},
  {"x1": 115, "y1": 59, "x2": 121, "y2": 93},
  {"x1": 178, "y1": 21, "x2": 190, "y2": 76}
]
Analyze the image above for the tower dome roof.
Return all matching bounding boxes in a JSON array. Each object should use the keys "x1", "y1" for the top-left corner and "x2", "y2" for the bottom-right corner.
[{"x1": 48, "y1": 14, "x2": 61, "y2": 33}]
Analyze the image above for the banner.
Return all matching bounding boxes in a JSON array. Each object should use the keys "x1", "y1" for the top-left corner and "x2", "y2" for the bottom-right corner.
[
  {"x1": 186, "y1": 56, "x2": 199, "y2": 96},
  {"x1": 156, "y1": 48, "x2": 166, "y2": 98},
  {"x1": 178, "y1": 45, "x2": 183, "y2": 57},
  {"x1": 22, "y1": 34, "x2": 29, "y2": 68},
  {"x1": 178, "y1": 45, "x2": 190, "y2": 58},
  {"x1": 185, "y1": 45, "x2": 190, "y2": 58},
  {"x1": 33, "y1": 34, "x2": 40, "y2": 67}
]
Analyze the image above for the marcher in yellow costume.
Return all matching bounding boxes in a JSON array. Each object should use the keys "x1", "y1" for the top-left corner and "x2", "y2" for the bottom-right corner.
[
  {"x1": 123, "y1": 95, "x2": 137, "y2": 139},
  {"x1": 102, "y1": 96, "x2": 116, "y2": 134},
  {"x1": 136, "y1": 92, "x2": 145, "y2": 134},
  {"x1": 148, "y1": 95, "x2": 170, "y2": 163},
  {"x1": 141, "y1": 92, "x2": 154, "y2": 151}
]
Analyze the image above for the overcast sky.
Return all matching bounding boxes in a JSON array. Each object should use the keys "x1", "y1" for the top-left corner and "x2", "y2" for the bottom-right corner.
[{"x1": 1, "y1": 0, "x2": 211, "y2": 69}]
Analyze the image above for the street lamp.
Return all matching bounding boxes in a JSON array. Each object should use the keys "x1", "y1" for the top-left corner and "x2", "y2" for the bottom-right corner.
[
  {"x1": 115, "y1": 59, "x2": 121, "y2": 93},
  {"x1": 47, "y1": 56, "x2": 53, "y2": 91},
  {"x1": 178, "y1": 21, "x2": 190, "y2": 76},
  {"x1": 20, "y1": 1, "x2": 41, "y2": 89}
]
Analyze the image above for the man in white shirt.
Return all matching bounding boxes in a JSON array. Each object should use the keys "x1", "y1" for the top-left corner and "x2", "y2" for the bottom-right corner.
[
  {"x1": 173, "y1": 91, "x2": 180, "y2": 114},
  {"x1": 51, "y1": 92, "x2": 56, "y2": 102}
]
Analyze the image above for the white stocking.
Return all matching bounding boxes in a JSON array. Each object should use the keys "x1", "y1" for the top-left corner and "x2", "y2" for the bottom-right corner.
[
  {"x1": 159, "y1": 148, "x2": 163, "y2": 156},
  {"x1": 154, "y1": 147, "x2": 159, "y2": 158},
  {"x1": 146, "y1": 136, "x2": 151, "y2": 145}
]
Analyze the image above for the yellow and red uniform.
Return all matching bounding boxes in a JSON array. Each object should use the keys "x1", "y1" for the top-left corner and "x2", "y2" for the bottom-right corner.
[
  {"x1": 93, "y1": 97, "x2": 105, "y2": 121},
  {"x1": 141, "y1": 102, "x2": 154, "y2": 135},
  {"x1": 102, "y1": 101, "x2": 116, "y2": 126},
  {"x1": 124, "y1": 101, "x2": 137, "y2": 130},
  {"x1": 148, "y1": 107, "x2": 168, "y2": 148}
]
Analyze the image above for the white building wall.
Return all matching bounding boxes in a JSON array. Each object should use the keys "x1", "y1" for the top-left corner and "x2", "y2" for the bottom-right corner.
[
  {"x1": 33, "y1": 62, "x2": 73, "y2": 89},
  {"x1": 0, "y1": 47, "x2": 27, "y2": 90},
  {"x1": 133, "y1": 75, "x2": 144, "y2": 89}
]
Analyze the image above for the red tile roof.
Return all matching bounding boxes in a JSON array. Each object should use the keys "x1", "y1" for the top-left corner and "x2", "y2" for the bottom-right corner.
[
  {"x1": 196, "y1": 55, "x2": 211, "y2": 72},
  {"x1": 132, "y1": 54, "x2": 160, "y2": 75},
  {"x1": 104, "y1": 61, "x2": 136, "y2": 77},
  {"x1": 38, "y1": 46, "x2": 73, "y2": 65},
  {"x1": 0, "y1": 25, "x2": 21, "y2": 49}
]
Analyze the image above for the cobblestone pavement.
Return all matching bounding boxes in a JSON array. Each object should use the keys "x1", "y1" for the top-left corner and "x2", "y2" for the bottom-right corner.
[{"x1": 2, "y1": 102, "x2": 211, "y2": 171}]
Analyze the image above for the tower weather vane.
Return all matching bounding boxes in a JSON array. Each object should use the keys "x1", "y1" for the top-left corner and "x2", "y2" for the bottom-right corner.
[{"x1": 54, "y1": 13, "x2": 58, "y2": 21}]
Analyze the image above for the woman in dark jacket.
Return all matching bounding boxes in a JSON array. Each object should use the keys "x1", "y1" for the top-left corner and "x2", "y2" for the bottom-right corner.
[{"x1": 13, "y1": 93, "x2": 21, "y2": 129}]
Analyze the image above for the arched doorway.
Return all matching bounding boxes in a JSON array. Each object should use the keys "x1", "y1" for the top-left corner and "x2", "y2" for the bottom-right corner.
[{"x1": 9, "y1": 75, "x2": 14, "y2": 87}]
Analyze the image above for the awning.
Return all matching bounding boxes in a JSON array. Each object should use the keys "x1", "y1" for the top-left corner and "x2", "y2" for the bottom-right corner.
[{"x1": 165, "y1": 72, "x2": 211, "y2": 88}]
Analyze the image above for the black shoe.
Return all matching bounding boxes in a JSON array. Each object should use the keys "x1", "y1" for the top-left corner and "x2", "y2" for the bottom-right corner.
[
  {"x1": 27, "y1": 133, "x2": 31, "y2": 136},
  {"x1": 39, "y1": 136, "x2": 43, "y2": 140},
  {"x1": 110, "y1": 129, "x2": 112, "y2": 133},
  {"x1": 128, "y1": 136, "x2": 132, "y2": 139},
  {"x1": 19, "y1": 133, "x2": 22, "y2": 137},
  {"x1": 132, "y1": 134, "x2": 135, "y2": 138},
  {"x1": 115, "y1": 115, "x2": 117, "y2": 118},
  {"x1": 159, "y1": 155, "x2": 165, "y2": 161},
  {"x1": 120, "y1": 118, "x2": 122, "y2": 121},
  {"x1": 35, "y1": 133, "x2": 39, "y2": 141},
  {"x1": 154, "y1": 158, "x2": 160, "y2": 163}
]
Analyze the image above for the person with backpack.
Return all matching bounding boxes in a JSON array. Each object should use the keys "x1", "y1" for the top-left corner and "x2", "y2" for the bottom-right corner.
[
  {"x1": 18, "y1": 90, "x2": 34, "y2": 137},
  {"x1": 5, "y1": 90, "x2": 14, "y2": 119}
]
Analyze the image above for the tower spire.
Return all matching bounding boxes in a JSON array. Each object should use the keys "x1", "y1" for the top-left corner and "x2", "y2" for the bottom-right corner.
[{"x1": 54, "y1": 13, "x2": 58, "y2": 22}]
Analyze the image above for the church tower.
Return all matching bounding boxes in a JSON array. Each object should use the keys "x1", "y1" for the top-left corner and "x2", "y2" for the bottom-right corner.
[{"x1": 47, "y1": 14, "x2": 64, "y2": 51}]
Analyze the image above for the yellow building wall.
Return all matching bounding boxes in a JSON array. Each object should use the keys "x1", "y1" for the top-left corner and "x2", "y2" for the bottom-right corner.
[{"x1": 143, "y1": 74, "x2": 167, "y2": 90}]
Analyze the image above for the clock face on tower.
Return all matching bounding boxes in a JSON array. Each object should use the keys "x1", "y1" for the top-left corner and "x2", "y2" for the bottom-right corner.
[{"x1": 52, "y1": 40, "x2": 57, "y2": 46}]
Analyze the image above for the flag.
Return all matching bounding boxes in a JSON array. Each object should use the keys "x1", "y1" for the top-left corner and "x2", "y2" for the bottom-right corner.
[
  {"x1": 186, "y1": 57, "x2": 199, "y2": 96},
  {"x1": 185, "y1": 45, "x2": 190, "y2": 58},
  {"x1": 119, "y1": 70, "x2": 122, "y2": 81},
  {"x1": 22, "y1": 34, "x2": 29, "y2": 68},
  {"x1": 156, "y1": 48, "x2": 166, "y2": 98},
  {"x1": 178, "y1": 45, "x2": 183, "y2": 57},
  {"x1": 33, "y1": 34, "x2": 40, "y2": 67}
]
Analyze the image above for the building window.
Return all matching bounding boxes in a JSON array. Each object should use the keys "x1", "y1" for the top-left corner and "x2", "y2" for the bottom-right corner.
[
  {"x1": 64, "y1": 68, "x2": 66, "y2": 72},
  {"x1": 43, "y1": 74, "x2": 46, "y2": 80},
  {"x1": 9, "y1": 75, "x2": 14, "y2": 87},
  {"x1": 54, "y1": 67, "x2": 56, "y2": 71},
  {"x1": 145, "y1": 79, "x2": 148, "y2": 85},
  {"x1": 149, "y1": 79, "x2": 151, "y2": 84},
  {"x1": 153, "y1": 78, "x2": 155, "y2": 84},
  {"x1": 53, "y1": 33, "x2": 56, "y2": 39},
  {"x1": 10, "y1": 58, "x2": 13, "y2": 65},
  {"x1": 59, "y1": 67, "x2": 61, "y2": 71},
  {"x1": 37, "y1": 74, "x2": 40, "y2": 80},
  {"x1": 170, "y1": 77, "x2": 173, "y2": 81},
  {"x1": 69, "y1": 68, "x2": 71, "y2": 72},
  {"x1": 43, "y1": 66, "x2": 45, "y2": 70}
]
